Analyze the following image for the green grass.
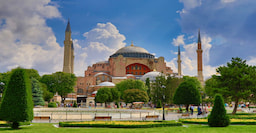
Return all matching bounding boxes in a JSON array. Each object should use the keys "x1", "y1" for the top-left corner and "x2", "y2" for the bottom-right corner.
[{"x1": 1, "y1": 123, "x2": 256, "y2": 133}]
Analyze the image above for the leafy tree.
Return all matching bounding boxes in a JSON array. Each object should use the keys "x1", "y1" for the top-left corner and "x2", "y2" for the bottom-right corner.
[
  {"x1": 25, "y1": 69, "x2": 41, "y2": 80},
  {"x1": 0, "y1": 71, "x2": 12, "y2": 92},
  {"x1": 31, "y1": 78, "x2": 45, "y2": 106},
  {"x1": 95, "y1": 87, "x2": 112, "y2": 106},
  {"x1": 208, "y1": 94, "x2": 230, "y2": 127},
  {"x1": 151, "y1": 75, "x2": 172, "y2": 120},
  {"x1": 95, "y1": 87, "x2": 120, "y2": 107},
  {"x1": 41, "y1": 83, "x2": 53, "y2": 102},
  {"x1": 116, "y1": 79, "x2": 147, "y2": 99},
  {"x1": 205, "y1": 77, "x2": 219, "y2": 98},
  {"x1": 183, "y1": 76, "x2": 203, "y2": 91},
  {"x1": 0, "y1": 68, "x2": 33, "y2": 129},
  {"x1": 110, "y1": 87, "x2": 120, "y2": 102},
  {"x1": 173, "y1": 79, "x2": 201, "y2": 112},
  {"x1": 40, "y1": 72, "x2": 76, "y2": 103},
  {"x1": 165, "y1": 76, "x2": 183, "y2": 104},
  {"x1": 214, "y1": 57, "x2": 256, "y2": 114},
  {"x1": 123, "y1": 89, "x2": 149, "y2": 103}
]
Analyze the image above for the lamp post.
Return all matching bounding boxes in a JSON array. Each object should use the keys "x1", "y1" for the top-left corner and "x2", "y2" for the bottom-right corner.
[{"x1": 162, "y1": 85, "x2": 166, "y2": 120}]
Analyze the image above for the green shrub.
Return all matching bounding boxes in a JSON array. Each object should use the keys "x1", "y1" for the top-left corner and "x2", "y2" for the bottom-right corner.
[
  {"x1": 0, "y1": 68, "x2": 33, "y2": 129},
  {"x1": 73, "y1": 102, "x2": 77, "y2": 107},
  {"x1": 208, "y1": 94, "x2": 230, "y2": 127},
  {"x1": 48, "y1": 102, "x2": 57, "y2": 108}
]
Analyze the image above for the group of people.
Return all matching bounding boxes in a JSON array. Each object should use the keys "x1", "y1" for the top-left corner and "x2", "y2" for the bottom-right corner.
[{"x1": 190, "y1": 105, "x2": 204, "y2": 115}]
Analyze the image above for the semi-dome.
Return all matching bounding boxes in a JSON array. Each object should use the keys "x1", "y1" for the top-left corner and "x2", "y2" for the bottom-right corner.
[
  {"x1": 140, "y1": 71, "x2": 164, "y2": 82},
  {"x1": 110, "y1": 43, "x2": 155, "y2": 58},
  {"x1": 97, "y1": 81, "x2": 115, "y2": 87}
]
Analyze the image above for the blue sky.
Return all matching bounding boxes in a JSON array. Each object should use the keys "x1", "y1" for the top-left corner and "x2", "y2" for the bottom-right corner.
[{"x1": 1, "y1": 0, "x2": 256, "y2": 79}]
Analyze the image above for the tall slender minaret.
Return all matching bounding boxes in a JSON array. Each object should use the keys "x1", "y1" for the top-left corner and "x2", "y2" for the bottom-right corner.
[
  {"x1": 177, "y1": 45, "x2": 182, "y2": 77},
  {"x1": 197, "y1": 29, "x2": 204, "y2": 85},
  {"x1": 63, "y1": 19, "x2": 74, "y2": 74}
]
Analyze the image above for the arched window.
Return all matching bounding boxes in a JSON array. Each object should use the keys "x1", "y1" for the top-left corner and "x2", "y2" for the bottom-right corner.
[{"x1": 126, "y1": 63, "x2": 150, "y2": 75}]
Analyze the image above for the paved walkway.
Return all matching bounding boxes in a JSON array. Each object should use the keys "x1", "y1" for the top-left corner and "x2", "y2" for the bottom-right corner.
[{"x1": 32, "y1": 108, "x2": 210, "y2": 123}]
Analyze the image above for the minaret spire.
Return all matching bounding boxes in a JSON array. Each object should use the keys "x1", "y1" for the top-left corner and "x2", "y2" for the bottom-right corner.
[
  {"x1": 177, "y1": 45, "x2": 182, "y2": 77},
  {"x1": 197, "y1": 29, "x2": 204, "y2": 85},
  {"x1": 65, "y1": 19, "x2": 71, "y2": 32},
  {"x1": 198, "y1": 29, "x2": 201, "y2": 44},
  {"x1": 63, "y1": 19, "x2": 74, "y2": 74}
]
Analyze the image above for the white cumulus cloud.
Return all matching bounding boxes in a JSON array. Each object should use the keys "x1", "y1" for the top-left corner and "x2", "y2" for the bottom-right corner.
[
  {"x1": 0, "y1": 0, "x2": 63, "y2": 75},
  {"x1": 168, "y1": 34, "x2": 217, "y2": 79},
  {"x1": 74, "y1": 22, "x2": 126, "y2": 76}
]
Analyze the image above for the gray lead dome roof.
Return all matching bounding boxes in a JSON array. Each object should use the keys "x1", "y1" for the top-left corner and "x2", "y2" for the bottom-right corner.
[{"x1": 110, "y1": 45, "x2": 155, "y2": 58}]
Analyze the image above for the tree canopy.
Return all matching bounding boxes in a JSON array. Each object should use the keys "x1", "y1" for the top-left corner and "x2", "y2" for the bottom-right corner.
[
  {"x1": 173, "y1": 79, "x2": 201, "y2": 111},
  {"x1": 123, "y1": 89, "x2": 149, "y2": 103},
  {"x1": 115, "y1": 79, "x2": 147, "y2": 99},
  {"x1": 209, "y1": 57, "x2": 256, "y2": 114},
  {"x1": 95, "y1": 87, "x2": 120, "y2": 104},
  {"x1": 40, "y1": 72, "x2": 76, "y2": 102}
]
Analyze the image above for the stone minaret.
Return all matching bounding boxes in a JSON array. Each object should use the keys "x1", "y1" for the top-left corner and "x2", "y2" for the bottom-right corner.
[
  {"x1": 177, "y1": 45, "x2": 182, "y2": 77},
  {"x1": 63, "y1": 20, "x2": 74, "y2": 74},
  {"x1": 197, "y1": 29, "x2": 204, "y2": 85}
]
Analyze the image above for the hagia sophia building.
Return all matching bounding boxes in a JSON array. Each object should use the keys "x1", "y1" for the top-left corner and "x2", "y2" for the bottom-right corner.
[{"x1": 62, "y1": 20, "x2": 203, "y2": 105}]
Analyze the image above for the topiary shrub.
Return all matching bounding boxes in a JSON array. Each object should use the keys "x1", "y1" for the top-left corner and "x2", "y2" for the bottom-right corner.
[
  {"x1": 208, "y1": 94, "x2": 230, "y2": 127},
  {"x1": 73, "y1": 102, "x2": 77, "y2": 107},
  {"x1": 48, "y1": 102, "x2": 57, "y2": 108},
  {"x1": 0, "y1": 68, "x2": 33, "y2": 129}
]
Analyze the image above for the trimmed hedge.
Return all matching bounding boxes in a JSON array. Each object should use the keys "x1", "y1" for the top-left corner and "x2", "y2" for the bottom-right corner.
[
  {"x1": 180, "y1": 118, "x2": 256, "y2": 125},
  {"x1": 59, "y1": 121, "x2": 182, "y2": 128}
]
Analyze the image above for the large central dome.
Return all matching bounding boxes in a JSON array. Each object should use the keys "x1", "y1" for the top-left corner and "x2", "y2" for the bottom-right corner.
[{"x1": 110, "y1": 43, "x2": 155, "y2": 58}]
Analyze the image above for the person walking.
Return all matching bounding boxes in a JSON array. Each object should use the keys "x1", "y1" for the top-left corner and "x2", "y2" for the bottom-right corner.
[{"x1": 190, "y1": 105, "x2": 194, "y2": 115}]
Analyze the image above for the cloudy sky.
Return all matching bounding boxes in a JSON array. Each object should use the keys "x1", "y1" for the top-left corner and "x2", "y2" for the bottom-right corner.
[{"x1": 1, "y1": 0, "x2": 256, "y2": 80}]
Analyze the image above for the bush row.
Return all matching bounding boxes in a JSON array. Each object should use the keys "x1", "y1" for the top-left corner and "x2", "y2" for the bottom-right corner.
[
  {"x1": 180, "y1": 118, "x2": 256, "y2": 125},
  {"x1": 59, "y1": 121, "x2": 182, "y2": 128}
]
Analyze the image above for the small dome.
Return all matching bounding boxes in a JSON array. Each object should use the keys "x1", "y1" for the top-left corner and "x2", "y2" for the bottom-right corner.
[
  {"x1": 140, "y1": 71, "x2": 164, "y2": 82},
  {"x1": 94, "y1": 72, "x2": 111, "y2": 77},
  {"x1": 97, "y1": 81, "x2": 115, "y2": 87}
]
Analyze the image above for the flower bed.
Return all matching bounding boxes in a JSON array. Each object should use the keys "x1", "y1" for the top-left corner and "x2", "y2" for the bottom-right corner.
[
  {"x1": 180, "y1": 118, "x2": 256, "y2": 125},
  {"x1": 59, "y1": 120, "x2": 182, "y2": 128}
]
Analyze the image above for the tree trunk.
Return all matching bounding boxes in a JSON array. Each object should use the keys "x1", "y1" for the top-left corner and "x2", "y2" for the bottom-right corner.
[
  {"x1": 186, "y1": 104, "x2": 189, "y2": 112},
  {"x1": 162, "y1": 103, "x2": 165, "y2": 120},
  {"x1": 11, "y1": 121, "x2": 19, "y2": 129},
  {"x1": 232, "y1": 97, "x2": 239, "y2": 115}
]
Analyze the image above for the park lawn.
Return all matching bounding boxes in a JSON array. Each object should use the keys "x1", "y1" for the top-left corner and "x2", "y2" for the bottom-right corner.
[{"x1": 0, "y1": 123, "x2": 256, "y2": 133}]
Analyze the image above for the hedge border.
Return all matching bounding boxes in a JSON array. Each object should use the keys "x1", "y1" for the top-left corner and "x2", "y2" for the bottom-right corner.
[{"x1": 59, "y1": 121, "x2": 182, "y2": 128}]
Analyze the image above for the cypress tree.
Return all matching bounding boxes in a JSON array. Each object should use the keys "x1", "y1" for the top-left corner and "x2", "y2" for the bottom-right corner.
[
  {"x1": 0, "y1": 68, "x2": 33, "y2": 129},
  {"x1": 208, "y1": 94, "x2": 230, "y2": 127},
  {"x1": 31, "y1": 78, "x2": 45, "y2": 106}
]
